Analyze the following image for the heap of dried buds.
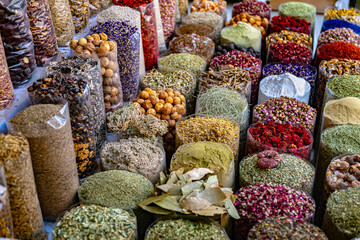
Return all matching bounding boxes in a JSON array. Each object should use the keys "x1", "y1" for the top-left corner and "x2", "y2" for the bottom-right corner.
[
  {"x1": 269, "y1": 16, "x2": 311, "y2": 35},
  {"x1": 232, "y1": 0, "x2": 271, "y2": 19},
  {"x1": 268, "y1": 42, "x2": 312, "y2": 65},
  {"x1": 234, "y1": 182, "x2": 315, "y2": 240},
  {"x1": 253, "y1": 96, "x2": 316, "y2": 132},
  {"x1": 247, "y1": 121, "x2": 313, "y2": 160}
]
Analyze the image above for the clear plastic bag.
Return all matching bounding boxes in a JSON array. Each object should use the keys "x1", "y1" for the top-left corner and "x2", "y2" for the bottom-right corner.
[
  {"x1": 135, "y1": 1, "x2": 160, "y2": 70},
  {"x1": 246, "y1": 123, "x2": 313, "y2": 161},
  {"x1": 48, "y1": 0, "x2": 75, "y2": 46},
  {"x1": 0, "y1": 0, "x2": 37, "y2": 87},
  {"x1": 159, "y1": 0, "x2": 177, "y2": 44},
  {"x1": 0, "y1": 36, "x2": 15, "y2": 110},
  {"x1": 175, "y1": 23, "x2": 215, "y2": 42},
  {"x1": 8, "y1": 103, "x2": 79, "y2": 221},
  {"x1": 89, "y1": 0, "x2": 111, "y2": 16},
  {"x1": 153, "y1": 0, "x2": 166, "y2": 52},
  {"x1": 0, "y1": 134, "x2": 46, "y2": 239},
  {"x1": 68, "y1": 0, "x2": 90, "y2": 33},
  {"x1": 26, "y1": 0, "x2": 58, "y2": 66},
  {"x1": 0, "y1": 165, "x2": 14, "y2": 238},
  {"x1": 96, "y1": 5, "x2": 146, "y2": 79},
  {"x1": 28, "y1": 74, "x2": 97, "y2": 179},
  {"x1": 169, "y1": 34, "x2": 215, "y2": 64},
  {"x1": 91, "y1": 23, "x2": 141, "y2": 101},
  {"x1": 46, "y1": 56, "x2": 107, "y2": 154},
  {"x1": 182, "y1": 12, "x2": 223, "y2": 45}
]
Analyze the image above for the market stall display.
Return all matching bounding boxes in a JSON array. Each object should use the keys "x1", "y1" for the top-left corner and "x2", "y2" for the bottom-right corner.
[{"x1": 226, "y1": 12, "x2": 269, "y2": 38}]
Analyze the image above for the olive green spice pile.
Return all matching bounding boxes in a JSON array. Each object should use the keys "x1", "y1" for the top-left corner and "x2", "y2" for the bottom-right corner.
[
  {"x1": 171, "y1": 141, "x2": 233, "y2": 172},
  {"x1": 78, "y1": 170, "x2": 154, "y2": 209},
  {"x1": 325, "y1": 186, "x2": 360, "y2": 238},
  {"x1": 327, "y1": 75, "x2": 360, "y2": 99},
  {"x1": 248, "y1": 217, "x2": 327, "y2": 240},
  {"x1": 240, "y1": 153, "x2": 314, "y2": 194},
  {"x1": 141, "y1": 69, "x2": 195, "y2": 91},
  {"x1": 52, "y1": 205, "x2": 137, "y2": 239},
  {"x1": 279, "y1": 2, "x2": 316, "y2": 26},
  {"x1": 145, "y1": 219, "x2": 228, "y2": 240}
]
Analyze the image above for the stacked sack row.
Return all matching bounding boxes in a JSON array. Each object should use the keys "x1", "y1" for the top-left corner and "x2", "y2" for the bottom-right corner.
[{"x1": 0, "y1": 0, "x2": 360, "y2": 239}]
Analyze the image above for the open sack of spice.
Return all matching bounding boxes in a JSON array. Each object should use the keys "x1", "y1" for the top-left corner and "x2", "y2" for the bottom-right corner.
[{"x1": 138, "y1": 168, "x2": 240, "y2": 220}]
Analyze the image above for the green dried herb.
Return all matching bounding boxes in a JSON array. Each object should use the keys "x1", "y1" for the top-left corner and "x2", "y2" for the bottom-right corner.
[
  {"x1": 52, "y1": 205, "x2": 137, "y2": 239},
  {"x1": 78, "y1": 170, "x2": 154, "y2": 209},
  {"x1": 327, "y1": 75, "x2": 360, "y2": 99},
  {"x1": 145, "y1": 218, "x2": 228, "y2": 240},
  {"x1": 325, "y1": 186, "x2": 360, "y2": 238},
  {"x1": 240, "y1": 153, "x2": 315, "y2": 194},
  {"x1": 158, "y1": 53, "x2": 206, "y2": 77}
]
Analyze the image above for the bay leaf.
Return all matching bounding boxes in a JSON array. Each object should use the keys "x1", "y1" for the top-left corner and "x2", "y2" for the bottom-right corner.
[
  {"x1": 141, "y1": 205, "x2": 173, "y2": 215},
  {"x1": 192, "y1": 206, "x2": 226, "y2": 216},
  {"x1": 154, "y1": 195, "x2": 183, "y2": 212},
  {"x1": 204, "y1": 175, "x2": 219, "y2": 188},
  {"x1": 186, "y1": 168, "x2": 214, "y2": 180},
  {"x1": 160, "y1": 172, "x2": 167, "y2": 185},
  {"x1": 181, "y1": 181, "x2": 204, "y2": 196},
  {"x1": 179, "y1": 197, "x2": 212, "y2": 211},
  {"x1": 157, "y1": 183, "x2": 177, "y2": 193},
  {"x1": 138, "y1": 195, "x2": 168, "y2": 207},
  {"x1": 197, "y1": 187, "x2": 227, "y2": 204},
  {"x1": 225, "y1": 198, "x2": 240, "y2": 219}
]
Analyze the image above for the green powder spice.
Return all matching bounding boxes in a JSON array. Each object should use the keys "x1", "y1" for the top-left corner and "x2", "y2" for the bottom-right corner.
[
  {"x1": 220, "y1": 22, "x2": 261, "y2": 52},
  {"x1": 171, "y1": 141, "x2": 233, "y2": 172},
  {"x1": 327, "y1": 75, "x2": 360, "y2": 99},
  {"x1": 52, "y1": 205, "x2": 137, "y2": 239},
  {"x1": 158, "y1": 53, "x2": 206, "y2": 77},
  {"x1": 78, "y1": 170, "x2": 154, "y2": 209},
  {"x1": 145, "y1": 219, "x2": 228, "y2": 240},
  {"x1": 325, "y1": 186, "x2": 360, "y2": 239},
  {"x1": 279, "y1": 2, "x2": 316, "y2": 26},
  {"x1": 240, "y1": 153, "x2": 315, "y2": 194}
]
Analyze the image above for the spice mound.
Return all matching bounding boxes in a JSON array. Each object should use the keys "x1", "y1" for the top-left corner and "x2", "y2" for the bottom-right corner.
[
  {"x1": 220, "y1": 22, "x2": 262, "y2": 52},
  {"x1": 214, "y1": 42, "x2": 260, "y2": 59},
  {"x1": 266, "y1": 30, "x2": 312, "y2": 49},
  {"x1": 200, "y1": 65, "x2": 250, "y2": 96},
  {"x1": 279, "y1": 2, "x2": 316, "y2": 25},
  {"x1": 169, "y1": 34, "x2": 215, "y2": 64},
  {"x1": 316, "y1": 42, "x2": 360, "y2": 64},
  {"x1": 268, "y1": 42, "x2": 312, "y2": 65},
  {"x1": 158, "y1": 53, "x2": 206, "y2": 77},
  {"x1": 240, "y1": 153, "x2": 315, "y2": 194},
  {"x1": 197, "y1": 87, "x2": 249, "y2": 129},
  {"x1": 323, "y1": 97, "x2": 360, "y2": 130},
  {"x1": 78, "y1": 170, "x2": 154, "y2": 209},
  {"x1": 324, "y1": 186, "x2": 360, "y2": 239},
  {"x1": 226, "y1": 12, "x2": 269, "y2": 37},
  {"x1": 145, "y1": 219, "x2": 229, "y2": 240},
  {"x1": 52, "y1": 205, "x2": 137, "y2": 239},
  {"x1": 175, "y1": 23, "x2": 215, "y2": 41},
  {"x1": 234, "y1": 183, "x2": 315, "y2": 239},
  {"x1": 248, "y1": 217, "x2": 327, "y2": 240},
  {"x1": 327, "y1": 75, "x2": 360, "y2": 99},
  {"x1": 253, "y1": 96, "x2": 316, "y2": 132},
  {"x1": 258, "y1": 73, "x2": 311, "y2": 104},
  {"x1": 326, "y1": 154, "x2": 360, "y2": 193},
  {"x1": 247, "y1": 121, "x2": 313, "y2": 161},
  {"x1": 318, "y1": 28, "x2": 360, "y2": 48},
  {"x1": 269, "y1": 16, "x2": 311, "y2": 35},
  {"x1": 171, "y1": 142, "x2": 234, "y2": 187},
  {"x1": 232, "y1": 0, "x2": 271, "y2": 19},
  {"x1": 176, "y1": 116, "x2": 239, "y2": 156},
  {"x1": 101, "y1": 139, "x2": 164, "y2": 183}
]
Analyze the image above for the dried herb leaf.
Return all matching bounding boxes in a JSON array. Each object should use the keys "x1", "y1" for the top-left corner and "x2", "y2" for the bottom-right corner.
[{"x1": 186, "y1": 168, "x2": 214, "y2": 180}]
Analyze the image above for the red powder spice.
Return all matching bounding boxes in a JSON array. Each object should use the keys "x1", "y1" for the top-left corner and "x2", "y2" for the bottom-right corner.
[{"x1": 316, "y1": 42, "x2": 360, "y2": 66}]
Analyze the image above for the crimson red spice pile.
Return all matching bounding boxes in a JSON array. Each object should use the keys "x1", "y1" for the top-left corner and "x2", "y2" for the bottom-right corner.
[{"x1": 2, "y1": 0, "x2": 360, "y2": 239}]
